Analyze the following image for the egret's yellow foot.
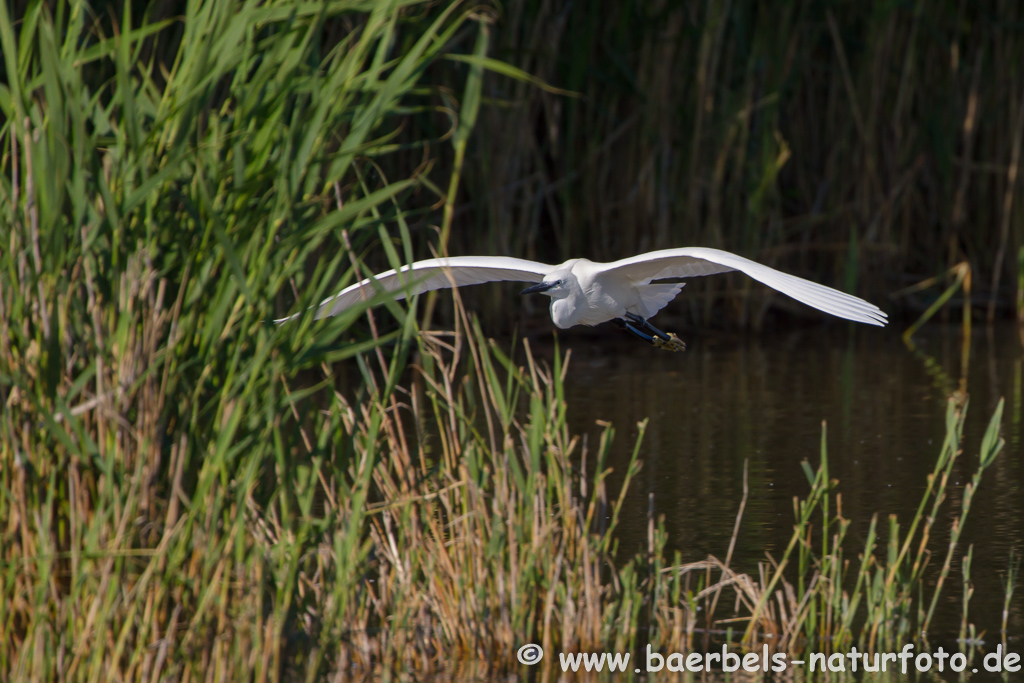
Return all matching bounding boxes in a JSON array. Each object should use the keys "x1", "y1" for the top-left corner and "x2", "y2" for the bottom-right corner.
[{"x1": 652, "y1": 332, "x2": 686, "y2": 352}]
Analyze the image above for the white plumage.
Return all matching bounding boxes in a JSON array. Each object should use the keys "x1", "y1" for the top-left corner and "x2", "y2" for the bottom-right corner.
[{"x1": 277, "y1": 248, "x2": 887, "y2": 347}]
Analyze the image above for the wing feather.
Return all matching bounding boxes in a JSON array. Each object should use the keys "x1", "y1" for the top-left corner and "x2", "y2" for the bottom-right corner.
[
  {"x1": 604, "y1": 247, "x2": 887, "y2": 326},
  {"x1": 276, "y1": 256, "x2": 554, "y2": 323}
]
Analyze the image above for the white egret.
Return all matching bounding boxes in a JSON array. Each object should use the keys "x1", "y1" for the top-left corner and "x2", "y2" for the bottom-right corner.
[{"x1": 278, "y1": 247, "x2": 887, "y2": 350}]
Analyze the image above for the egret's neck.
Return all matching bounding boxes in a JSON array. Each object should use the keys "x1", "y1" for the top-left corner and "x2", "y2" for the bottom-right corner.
[
  {"x1": 548, "y1": 278, "x2": 587, "y2": 329},
  {"x1": 550, "y1": 298, "x2": 575, "y2": 329}
]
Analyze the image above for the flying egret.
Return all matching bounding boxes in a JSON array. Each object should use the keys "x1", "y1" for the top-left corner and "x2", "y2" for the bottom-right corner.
[{"x1": 277, "y1": 247, "x2": 887, "y2": 350}]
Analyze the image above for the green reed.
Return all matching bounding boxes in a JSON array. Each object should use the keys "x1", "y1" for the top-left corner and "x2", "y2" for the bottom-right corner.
[
  {"x1": 0, "y1": 0, "x2": 508, "y2": 676},
  {"x1": 721, "y1": 397, "x2": 1005, "y2": 654},
  {"x1": 1005, "y1": 548, "x2": 1021, "y2": 646}
]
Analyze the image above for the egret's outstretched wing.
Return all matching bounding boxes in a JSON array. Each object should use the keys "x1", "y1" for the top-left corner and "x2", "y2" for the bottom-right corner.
[
  {"x1": 276, "y1": 256, "x2": 554, "y2": 323},
  {"x1": 604, "y1": 247, "x2": 888, "y2": 326}
]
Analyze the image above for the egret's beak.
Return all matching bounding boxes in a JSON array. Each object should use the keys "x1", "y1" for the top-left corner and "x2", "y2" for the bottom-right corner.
[{"x1": 520, "y1": 281, "x2": 557, "y2": 295}]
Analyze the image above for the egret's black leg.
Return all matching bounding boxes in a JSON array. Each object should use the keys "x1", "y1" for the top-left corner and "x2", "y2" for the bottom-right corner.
[{"x1": 614, "y1": 318, "x2": 656, "y2": 344}]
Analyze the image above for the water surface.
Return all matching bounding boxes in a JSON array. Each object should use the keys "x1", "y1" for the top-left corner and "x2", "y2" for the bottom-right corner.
[{"x1": 533, "y1": 321, "x2": 1024, "y2": 645}]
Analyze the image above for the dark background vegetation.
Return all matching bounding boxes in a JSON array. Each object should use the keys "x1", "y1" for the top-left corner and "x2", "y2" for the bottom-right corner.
[
  {"x1": 456, "y1": 0, "x2": 1024, "y2": 329},
  {"x1": 388, "y1": 0, "x2": 1024, "y2": 330},
  {"x1": 461, "y1": 0, "x2": 1023, "y2": 319}
]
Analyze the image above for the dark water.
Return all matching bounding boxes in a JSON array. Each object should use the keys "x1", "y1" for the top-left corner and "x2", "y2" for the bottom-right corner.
[{"x1": 538, "y1": 321, "x2": 1024, "y2": 646}]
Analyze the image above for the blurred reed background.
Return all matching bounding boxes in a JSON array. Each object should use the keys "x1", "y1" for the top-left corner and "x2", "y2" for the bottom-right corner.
[{"x1": 447, "y1": 0, "x2": 1024, "y2": 329}]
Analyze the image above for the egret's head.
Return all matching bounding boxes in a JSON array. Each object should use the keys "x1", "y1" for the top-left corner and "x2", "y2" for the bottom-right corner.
[{"x1": 521, "y1": 272, "x2": 572, "y2": 299}]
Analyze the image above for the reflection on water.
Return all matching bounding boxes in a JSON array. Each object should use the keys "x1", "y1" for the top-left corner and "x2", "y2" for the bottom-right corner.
[{"x1": 530, "y1": 321, "x2": 1024, "y2": 644}]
